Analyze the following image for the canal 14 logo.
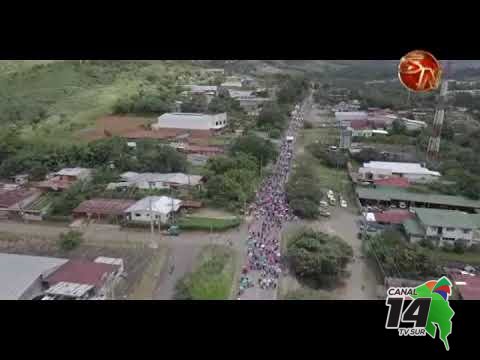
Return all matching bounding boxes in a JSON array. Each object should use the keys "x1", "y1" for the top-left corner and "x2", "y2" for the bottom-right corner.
[{"x1": 385, "y1": 277, "x2": 455, "y2": 351}]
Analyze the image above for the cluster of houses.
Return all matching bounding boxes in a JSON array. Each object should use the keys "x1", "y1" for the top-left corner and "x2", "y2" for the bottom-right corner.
[
  {"x1": 354, "y1": 160, "x2": 480, "y2": 249},
  {"x1": 182, "y1": 75, "x2": 269, "y2": 116},
  {"x1": 332, "y1": 102, "x2": 429, "y2": 144},
  {"x1": 0, "y1": 168, "x2": 205, "y2": 226},
  {"x1": 0, "y1": 253, "x2": 124, "y2": 300}
]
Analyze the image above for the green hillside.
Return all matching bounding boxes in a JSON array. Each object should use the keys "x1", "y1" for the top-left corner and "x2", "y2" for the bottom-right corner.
[{"x1": 0, "y1": 60, "x2": 197, "y2": 144}]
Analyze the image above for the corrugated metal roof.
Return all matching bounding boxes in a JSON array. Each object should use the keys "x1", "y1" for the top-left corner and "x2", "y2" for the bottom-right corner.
[
  {"x1": 55, "y1": 168, "x2": 91, "y2": 177},
  {"x1": 0, "y1": 254, "x2": 68, "y2": 300},
  {"x1": 0, "y1": 189, "x2": 40, "y2": 209},
  {"x1": 356, "y1": 186, "x2": 480, "y2": 209},
  {"x1": 374, "y1": 210, "x2": 414, "y2": 224},
  {"x1": 119, "y1": 173, "x2": 203, "y2": 187},
  {"x1": 449, "y1": 270, "x2": 480, "y2": 300},
  {"x1": 73, "y1": 199, "x2": 137, "y2": 216},
  {"x1": 415, "y1": 208, "x2": 480, "y2": 229},
  {"x1": 402, "y1": 218, "x2": 425, "y2": 236},
  {"x1": 125, "y1": 196, "x2": 182, "y2": 215},
  {"x1": 373, "y1": 177, "x2": 411, "y2": 188},
  {"x1": 45, "y1": 260, "x2": 118, "y2": 288},
  {"x1": 364, "y1": 162, "x2": 441, "y2": 177}
]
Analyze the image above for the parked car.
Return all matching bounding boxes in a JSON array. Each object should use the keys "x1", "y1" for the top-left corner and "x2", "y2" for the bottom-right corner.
[
  {"x1": 341, "y1": 200, "x2": 348, "y2": 208},
  {"x1": 320, "y1": 201, "x2": 329, "y2": 207},
  {"x1": 319, "y1": 210, "x2": 331, "y2": 218},
  {"x1": 399, "y1": 202, "x2": 407, "y2": 209}
]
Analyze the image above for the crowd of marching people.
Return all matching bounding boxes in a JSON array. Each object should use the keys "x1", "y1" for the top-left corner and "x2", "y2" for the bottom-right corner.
[{"x1": 238, "y1": 103, "x2": 305, "y2": 298}]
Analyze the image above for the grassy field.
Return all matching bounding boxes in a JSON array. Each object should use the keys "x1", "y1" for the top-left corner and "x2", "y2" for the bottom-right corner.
[
  {"x1": 175, "y1": 245, "x2": 235, "y2": 300},
  {"x1": 295, "y1": 127, "x2": 354, "y2": 198},
  {"x1": 298, "y1": 128, "x2": 340, "y2": 148},
  {"x1": 0, "y1": 60, "x2": 198, "y2": 144},
  {"x1": 128, "y1": 248, "x2": 169, "y2": 300},
  {"x1": 178, "y1": 216, "x2": 241, "y2": 231}
]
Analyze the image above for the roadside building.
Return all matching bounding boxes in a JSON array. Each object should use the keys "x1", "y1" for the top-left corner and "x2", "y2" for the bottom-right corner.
[
  {"x1": 184, "y1": 85, "x2": 218, "y2": 96},
  {"x1": 335, "y1": 111, "x2": 368, "y2": 122},
  {"x1": 448, "y1": 269, "x2": 480, "y2": 300},
  {"x1": 228, "y1": 89, "x2": 254, "y2": 98},
  {"x1": 385, "y1": 115, "x2": 427, "y2": 131},
  {"x1": 0, "y1": 253, "x2": 68, "y2": 300},
  {"x1": 108, "y1": 172, "x2": 204, "y2": 191},
  {"x1": 187, "y1": 154, "x2": 210, "y2": 166},
  {"x1": 73, "y1": 198, "x2": 137, "y2": 222},
  {"x1": 153, "y1": 113, "x2": 227, "y2": 131},
  {"x1": 351, "y1": 128, "x2": 389, "y2": 138},
  {"x1": 372, "y1": 209, "x2": 414, "y2": 226},
  {"x1": 21, "y1": 193, "x2": 54, "y2": 221},
  {"x1": 402, "y1": 208, "x2": 480, "y2": 247},
  {"x1": 36, "y1": 168, "x2": 92, "y2": 192},
  {"x1": 0, "y1": 189, "x2": 43, "y2": 220},
  {"x1": 356, "y1": 186, "x2": 480, "y2": 213},
  {"x1": 125, "y1": 196, "x2": 182, "y2": 224},
  {"x1": 238, "y1": 97, "x2": 271, "y2": 115},
  {"x1": 358, "y1": 162, "x2": 441, "y2": 183},
  {"x1": 373, "y1": 177, "x2": 411, "y2": 188},
  {"x1": 43, "y1": 259, "x2": 122, "y2": 300}
]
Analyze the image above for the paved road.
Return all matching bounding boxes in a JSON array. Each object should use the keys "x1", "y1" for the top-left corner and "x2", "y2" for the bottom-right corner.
[{"x1": 238, "y1": 95, "x2": 313, "y2": 301}]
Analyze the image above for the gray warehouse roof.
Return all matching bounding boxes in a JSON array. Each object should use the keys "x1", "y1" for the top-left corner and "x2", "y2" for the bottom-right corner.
[{"x1": 0, "y1": 253, "x2": 68, "y2": 300}]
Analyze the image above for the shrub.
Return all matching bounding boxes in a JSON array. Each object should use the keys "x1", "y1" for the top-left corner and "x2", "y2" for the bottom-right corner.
[
  {"x1": 58, "y1": 231, "x2": 83, "y2": 251},
  {"x1": 177, "y1": 217, "x2": 241, "y2": 231}
]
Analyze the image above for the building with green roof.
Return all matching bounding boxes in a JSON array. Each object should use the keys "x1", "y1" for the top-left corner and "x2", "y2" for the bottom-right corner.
[
  {"x1": 356, "y1": 186, "x2": 480, "y2": 212},
  {"x1": 402, "y1": 208, "x2": 480, "y2": 248}
]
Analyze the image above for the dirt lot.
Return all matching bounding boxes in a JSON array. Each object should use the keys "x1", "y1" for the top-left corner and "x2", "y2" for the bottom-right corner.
[{"x1": 79, "y1": 115, "x2": 154, "y2": 141}]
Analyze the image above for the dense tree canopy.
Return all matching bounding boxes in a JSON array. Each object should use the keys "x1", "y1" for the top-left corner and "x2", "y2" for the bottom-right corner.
[
  {"x1": 365, "y1": 230, "x2": 440, "y2": 279},
  {"x1": 286, "y1": 229, "x2": 353, "y2": 288},
  {"x1": 229, "y1": 134, "x2": 277, "y2": 165},
  {"x1": 286, "y1": 161, "x2": 323, "y2": 219},
  {"x1": 257, "y1": 102, "x2": 288, "y2": 130},
  {"x1": 203, "y1": 153, "x2": 261, "y2": 211}
]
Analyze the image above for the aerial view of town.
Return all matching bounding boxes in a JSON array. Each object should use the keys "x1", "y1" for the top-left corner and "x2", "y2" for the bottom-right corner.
[{"x1": 1, "y1": 59, "x2": 479, "y2": 301}]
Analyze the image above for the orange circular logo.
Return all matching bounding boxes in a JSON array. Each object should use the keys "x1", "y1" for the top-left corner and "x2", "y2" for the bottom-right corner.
[{"x1": 398, "y1": 50, "x2": 442, "y2": 92}]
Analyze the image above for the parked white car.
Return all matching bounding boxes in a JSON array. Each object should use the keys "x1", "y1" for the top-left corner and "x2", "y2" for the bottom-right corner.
[{"x1": 341, "y1": 200, "x2": 348, "y2": 208}]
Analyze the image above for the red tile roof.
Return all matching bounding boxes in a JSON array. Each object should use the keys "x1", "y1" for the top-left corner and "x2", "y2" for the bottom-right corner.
[
  {"x1": 36, "y1": 177, "x2": 75, "y2": 191},
  {"x1": 0, "y1": 189, "x2": 39, "y2": 208},
  {"x1": 349, "y1": 120, "x2": 370, "y2": 130},
  {"x1": 449, "y1": 270, "x2": 480, "y2": 300},
  {"x1": 73, "y1": 198, "x2": 137, "y2": 216},
  {"x1": 374, "y1": 209, "x2": 414, "y2": 224},
  {"x1": 45, "y1": 260, "x2": 119, "y2": 288},
  {"x1": 374, "y1": 177, "x2": 411, "y2": 188}
]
